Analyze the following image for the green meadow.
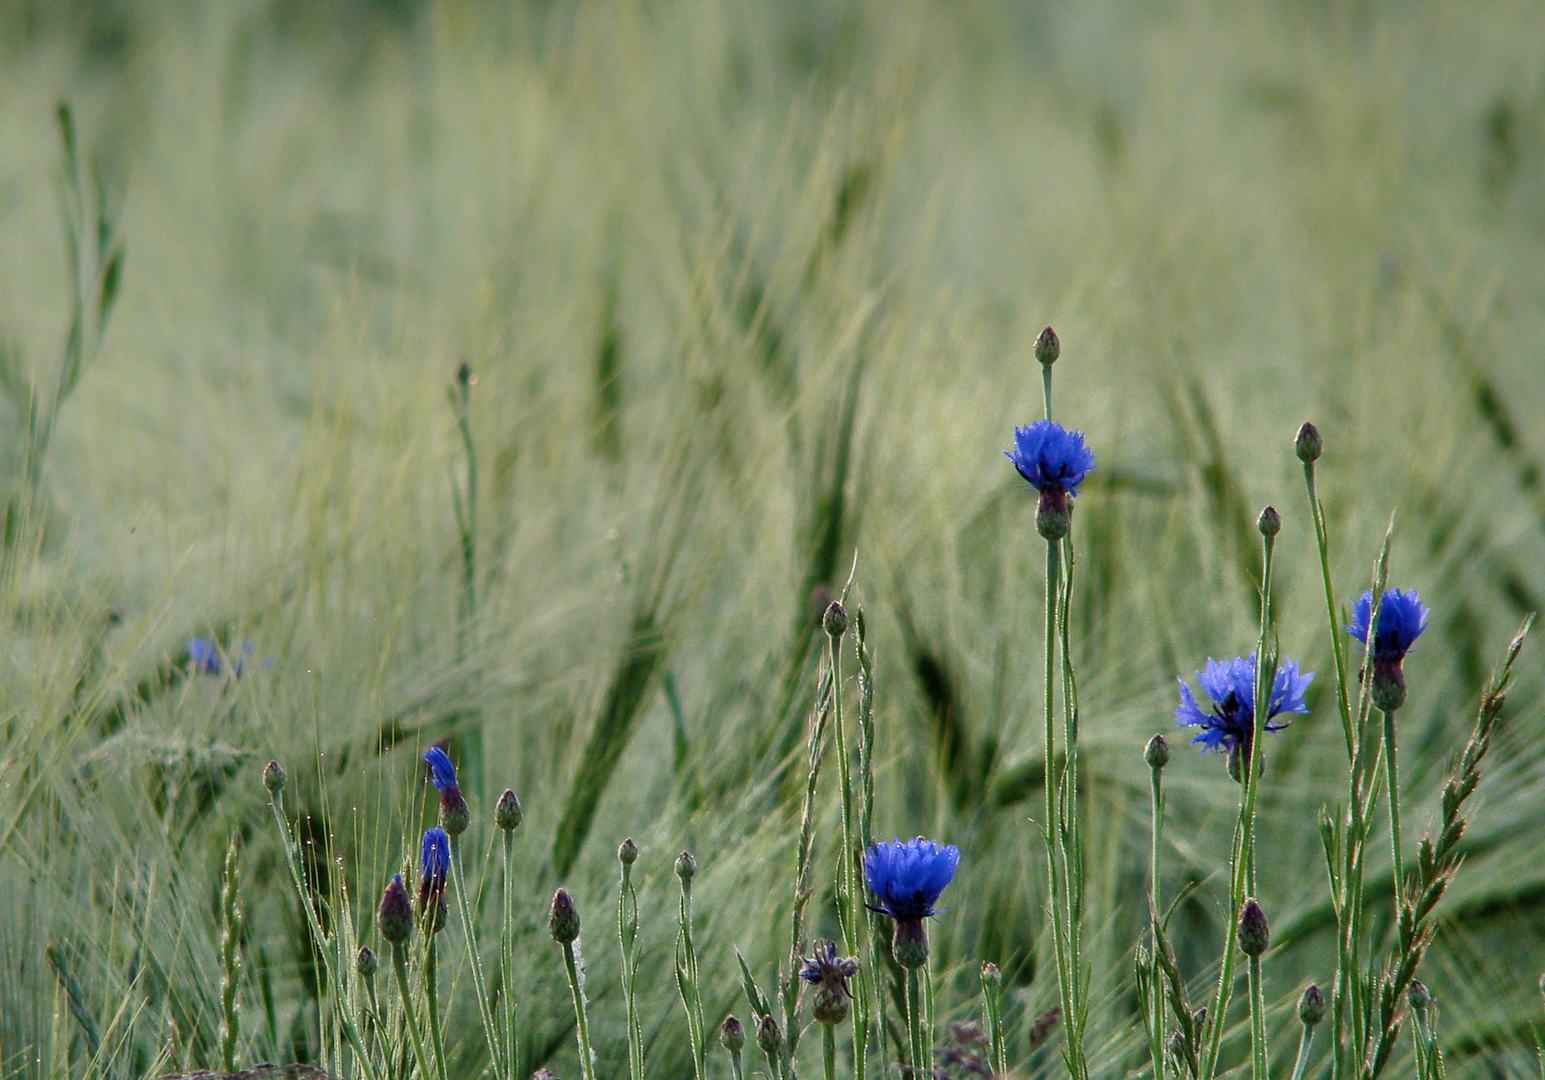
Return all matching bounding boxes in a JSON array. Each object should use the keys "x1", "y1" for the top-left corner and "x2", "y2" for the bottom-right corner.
[{"x1": 1, "y1": 2, "x2": 1542, "y2": 1077}]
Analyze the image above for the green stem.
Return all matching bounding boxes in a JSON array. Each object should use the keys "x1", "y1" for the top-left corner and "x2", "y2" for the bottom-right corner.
[
  {"x1": 450, "y1": 846, "x2": 503, "y2": 1068},
  {"x1": 678, "y1": 876, "x2": 708, "y2": 1080},
  {"x1": 729, "y1": 1044, "x2": 746, "y2": 1080},
  {"x1": 1303, "y1": 466, "x2": 1355, "y2": 761},
  {"x1": 391, "y1": 944, "x2": 434, "y2": 1080},
  {"x1": 1248, "y1": 955, "x2": 1267, "y2": 1079},
  {"x1": 905, "y1": 967, "x2": 925, "y2": 1073},
  {"x1": 424, "y1": 938, "x2": 449, "y2": 1080},
  {"x1": 982, "y1": 969, "x2": 1007, "y2": 1078},
  {"x1": 501, "y1": 833, "x2": 520, "y2": 1080},
  {"x1": 563, "y1": 940, "x2": 598, "y2": 1080},
  {"x1": 822, "y1": 1024, "x2": 837, "y2": 1080},
  {"x1": 362, "y1": 973, "x2": 382, "y2": 1072},
  {"x1": 618, "y1": 858, "x2": 644, "y2": 1080},
  {"x1": 1203, "y1": 528, "x2": 1275, "y2": 1077},
  {"x1": 1381, "y1": 709, "x2": 1405, "y2": 909},
  {"x1": 1041, "y1": 540, "x2": 1074, "y2": 1060},
  {"x1": 1149, "y1": 765, "x2": 1166, "y2": 1080},
  {"x1": 1057, "y1": 535, "x2": 1087, "y2": 1078},
  {"x1": 1289, "y1": 1024, "x2": 1315, "y2": 1080}
]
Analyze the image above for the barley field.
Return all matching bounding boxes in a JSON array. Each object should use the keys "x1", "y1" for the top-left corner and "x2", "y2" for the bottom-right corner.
[{"x1": 1, "y1": 3, "x2": 1543, "y2": 1078}]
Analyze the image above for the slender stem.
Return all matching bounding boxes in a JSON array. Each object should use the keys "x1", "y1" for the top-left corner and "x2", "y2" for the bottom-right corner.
[
  {"x1": 562, "y1": 940, "x2": 598, "y2": 1080},
  {"x1": 361, "y1": 974, "x2": 382, "y2": 1072},
  {"x1": 450, "y1": 846, "x2": 503, "y2": 1068},
  {"x1": 905, "y1": 967, "x2": 925, "y2": 1073},
  {"x1": 822, "y1": 1024, "x2": 837, "y2": 1080},
  {"x1": 391, "y1": 944, "x2": 433, "y2": 1080},
  {"x1": 729, "y1": 1043, "x2": 746, "y2": 1080},
  {"x1": 1247, "y1": 955, "x2": 1267, "y2": 1079},
  {"x1": 1204, "y1": 529, "x2": 1275, "y2": 1077},
  {"x1": 1057, "y1": 535, "x2": 1087, "y2": 1077},
  {"x1": 982, "y1": 969, "x2": 1007, "y2": 1078},
  {"x1": 1381, "y1": 709, "x2": 1406, "y2": 909},
  {"x1": 424, "y1": 939, "x2": 449, "y2": 1080},
  {"x1": 501, "y1": 833, "x2": 519, "y2": 1080},
  {"x1": 1303, "y1": 466, "x2": 1355, "y2": 762},
  {"x1": 677, "y1": 876, "x2": 708, "y2": 1080},
  {"x1": 1041, "y1": 540, "x2": 1074, "y2": 1050},
  {"x1": 1289, "y1": 1024, "x2": 1315, "y2": 1080},
  {"x1": 1149, "y1": 765, "x2": 1166, "y2": 1080},
  {"x1": 786, "y1": 658, "x2": 834, "y2": 1055},
  {"x1": 618, "y1": 858, "x2": 643, "y2": 1080}
]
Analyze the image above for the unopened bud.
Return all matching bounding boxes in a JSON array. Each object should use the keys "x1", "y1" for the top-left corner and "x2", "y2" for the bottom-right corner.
[
  {"x1": 674, "y1": 850, "x2": 698, "y2": 881},
  {"x1": 1295, "y1": 422, "x2": 1323, "y2": 464},
  {"x1": 495, "y1": 788, "x2": 523, "y2": 831},
  {"x1": 1257, "y1": 505, "x2": 1281, "y2": 538},
  {"x1": 618, "y1": 837, "x2": 639, "y2": 866},
  {"x1": 378, "y1": 875, "x2": 413, "y2": 946},
  {"x1": 548, "y1": 888, "x2": 580, "y2": 945},
  {"x1": 1034, "y1": 326, "x2": 1060, "y2": 367},
  {"x1": 822, "y1": 600, "x2": 849, "y2": 638},
  {"x1": 438, "y1": 786, "x2": 471, "y2": 837},
  {"x1": 1408, "y1": 980, "x2": 1432, "y2": 1010},
  {"x1": 530, "y1": 1071, "x2": 558, "y2": 1080},
  {"x1": 356, "y1": 945, "x2": 378, "y2": 979},
  {"x1": 1297, "y1": 983, "x2": 1325, "y2": 1026},
  {"x1": 262, "y1": 760, "x2": 287, "y2": 796},
  {"x1": 1145, "y1": 733, "x2": 1170, "y2": 770},
  {"x1": 719, "y1": 1015, "x2": 746, "y2": 1054},
  {"x1": 981, "y1": 961, "x2": 1002, "y2": 988},
  {"x1": 755, "y1": 1013, "x2": 783, "y2": 1056},
  {"x1": 1238, "y1": 898, "x2": 1270, "y2": 957}
]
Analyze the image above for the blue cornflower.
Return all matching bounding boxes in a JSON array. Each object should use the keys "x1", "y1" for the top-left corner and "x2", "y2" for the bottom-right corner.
[
  {"x1": 1348, "y1": 589, "x2": 1428, "y2": 662},
  {"x1": 188, "y1": 637, "x2": 255, "y2": 677},
  {"x1": 864, "y1": 837, "x2": 959, "y2": 970},
  {"x1": 1348, "y1": 588, "x2": 1429, "y2": 712},
  {"x1": 1176, "y1": 654, "x2": 1313, "y2": 762},
  {"x1": 800, "y1": 940, "x2": 859, "y2": 1025},
  {"x1": 1004, "y1": 419, "x2": 1097, "y2": 539},
  {"x1": 418, "y1": 826, "x2": 451, "y2": 930},
  {"x1": 423, "y1": 746, "x2": 470, "y2": 835}
]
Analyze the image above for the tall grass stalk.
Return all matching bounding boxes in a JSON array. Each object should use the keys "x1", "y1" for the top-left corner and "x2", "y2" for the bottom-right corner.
[
  {"x1": 264, "y1": 781, "x2": 379, "y2": 1080},
  {"x1": 825, "y1": 612, "x2": 872, "y2": 1080}
]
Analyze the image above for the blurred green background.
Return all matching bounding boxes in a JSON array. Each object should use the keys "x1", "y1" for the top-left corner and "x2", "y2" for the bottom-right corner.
[{"x1": 1, "y1": 1, "x2": 1542, "y2": 1076}]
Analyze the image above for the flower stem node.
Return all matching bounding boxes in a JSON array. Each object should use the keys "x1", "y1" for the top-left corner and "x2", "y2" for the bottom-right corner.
[
  {"x1": 262, "y1": 760, "x2": 287, "y2": 796},
  {"x1": 1144, "y1": 733, "x2": 1170, "y2": 770},
  {"x1": 719, "y1": 1015, "x2": 746, "y2": 1053},
  {"x1": 377, "y1": 875, "x2": 413, "y2": 946},
  {"x1": 822, "y1": 599, "x2": 850, "y2": 639},
  {"x1": 674, "y1": 850, "x2": 698, "y2": 881},
  {"x1": 1297, "y1": 983, "x2": 1325, "y2": 1026},
  {"x1": 1034, "y1": 325, "x2": 1060, "y2": 367},
  {"x1": 1238, "y1": 898, "x2": 1270, "y2": 957},
  {"x1": 495, "y1": 788, "x2": 523, "y2": 832},
  {"x1": 618, "y1": 837, "x2": 639, "y2": 867},
  {"x1": 548, "y1": 888, "x2": 581, "y2": 945},
  {"x1": 1257, "y1": 505, "x2": 1281, "y2": 538},
  {"x1": 755, "y1": 1013, "x2": 783, "y2": 1056},
  {"x1": 1295, "y1": 421, "x2": 1323, "y2": 464}
]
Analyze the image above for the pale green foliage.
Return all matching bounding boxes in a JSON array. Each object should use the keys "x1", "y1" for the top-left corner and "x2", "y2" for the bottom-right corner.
[{"x1": 0, "y1": 2, "x2": 1542, "y2": 1077}]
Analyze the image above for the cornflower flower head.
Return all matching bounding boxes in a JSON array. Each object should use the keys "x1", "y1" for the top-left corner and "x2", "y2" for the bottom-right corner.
[
  {"x1": 800, "y1": 939, "x2": 859, "y2": 1025},
  {"x1": 1005, "y1": 419, "x2": 1096, "y2": 539},
  {"x1": 1348, "y1": 588, "x2": 1430, "y2": 712},
  {"x1": 423, "y1": 745, "x2": 470, "y2": 835},
  {"x1": 864, "y1": 837, "x2": 960, "y2": 968},
  {"x1": 418, "y1": 827, "x2": 450, "y2": 932},
  {"x1": 1175, "y1": 654, "x2": 1313, "y2": 777}
]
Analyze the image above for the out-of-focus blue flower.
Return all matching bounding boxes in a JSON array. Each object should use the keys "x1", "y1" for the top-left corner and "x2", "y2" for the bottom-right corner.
[
  {"x1": 1348, "y1": 589, "x2": 1429, "y2": 662},
  {"x1": 1175, "y1": 654, "x2": 1313, "y2": 753},
  {"x1": 1004, "y1": 420, "x2": 1096, "y2": 496},
  {"x1": 188, "y1": 637, "x2": 255, "y2": 677},
  {"x1": 423, "y1": 746, "x2": 458, "y2": 792},
  {"x1": 863, "y1": 837, "x2": 960, "y2": 921}
]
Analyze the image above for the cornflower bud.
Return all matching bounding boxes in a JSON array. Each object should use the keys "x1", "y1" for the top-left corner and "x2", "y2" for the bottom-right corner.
[
  {"x1": 262, "y1": 760, "x2": 287, "y2": 796},
  {"x1": 1238, "y1": 898, "x2": 1270, "y2": 957},
  {"x1": 356, "y1": 945, "x2": 378, "y2": 979},
  {"x1": 1297, "y1": 983, "x2": 1325, "y2": 1026},
  {"x1": 1034, "y1": 325, "x2": 1060, "y2": 367},
  {"x1": 549, "y1": 888, "x2": 580, "y2": 944},
  {"x1": 719, "y1": 1015, "x2": 746, "y2": 1053},
  {"x1": 1408, "y1": 980, "x2": 1432, "y2": 1010},
  {"x1": 755, "y1": 1013, "x2": 783, "y2": 1057},
  {"x1": 618, "y1": 837, "x2": 639, "y2": 866},
  {"x1": 378, "y1": 875, "x2": 413, "y2": 946},
  {"x1": 1257, "y1": 505, "x2": 1281, "y2": 538},
  {"x1": 495, "y1": 788, "x2": 523, "y2": 832},
  {"x1": 1144, "y1": 733, "x2": 1169, "y2": 770},
  {"x1": 1295, "y1": 421, "x2": 1323, "y2": 464},
  {"x1": 674, "y1": 850, "x2": 697, "y2": 881},
  {"x1": 981, "y1": 961, "x2": 1002, "y2": 987}
]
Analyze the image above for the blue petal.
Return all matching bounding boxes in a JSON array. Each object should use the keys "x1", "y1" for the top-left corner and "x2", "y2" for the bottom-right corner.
[{"x1": 423, "y1": 747, "x2": 458, "y2": 791}]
